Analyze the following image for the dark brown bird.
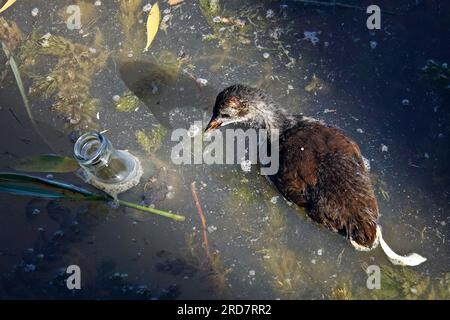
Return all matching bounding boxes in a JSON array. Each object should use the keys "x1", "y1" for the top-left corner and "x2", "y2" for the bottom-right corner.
[{"x1": 205, "y1": 84, "x2": 426, "y2": 266}]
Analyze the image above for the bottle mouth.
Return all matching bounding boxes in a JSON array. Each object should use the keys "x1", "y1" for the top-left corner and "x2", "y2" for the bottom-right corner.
[{"x1": 74, "y1": 131, "x2": 108, "y2": 166}]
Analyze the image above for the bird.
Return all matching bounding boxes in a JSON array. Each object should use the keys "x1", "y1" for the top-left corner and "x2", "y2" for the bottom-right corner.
[{"x1": 205, "y1": 84, "x2": 426, "y2": 267}]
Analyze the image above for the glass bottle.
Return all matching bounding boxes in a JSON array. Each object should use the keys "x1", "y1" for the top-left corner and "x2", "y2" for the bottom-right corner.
[{"x1": 74, "y1": 131, "x2": 139, "y2": 185}]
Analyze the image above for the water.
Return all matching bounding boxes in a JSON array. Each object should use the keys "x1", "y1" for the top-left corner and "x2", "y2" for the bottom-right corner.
[{"x1": 0, "y1": 0, "x2": 449, "y2": 299}]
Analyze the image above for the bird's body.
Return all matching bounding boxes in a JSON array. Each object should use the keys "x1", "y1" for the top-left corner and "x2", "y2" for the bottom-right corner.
[{"x1": 205, "y1": 84, "x2": 426, "y2": 266}]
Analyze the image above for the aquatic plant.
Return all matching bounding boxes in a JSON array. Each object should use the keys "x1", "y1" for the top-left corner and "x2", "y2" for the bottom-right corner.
[
  {"x1": 259, "y1": 243, "x2": 304, "y2": 298},
  {"x1": 23, "y1": 32, "x2": 109, "y2": 131},
  {"x1": 184, "y1": 232, "x2": 232, "y2": 297},
  {"x1": 13, "y1": 155, "x2": 79, "y2": 173},
  {"x1": 0, "y1": 16, "x2": 23, "y2": 53},
  {"x1": 118, "y1": 0, "x2": 146, "y2": 57},
  {"x1": 115, "y1": 91, "x2": 141, "y2": 112},
  {"x1": 199, "y1": 0, "x2": 252, "y2": 48},
  {"x1": 0, "y1": 172, "x2": 185, "y2": 221},
  {"x1": 421, "y1": 60, "x2": 450, "y2": 92},
  {"x1": 357, "y1": 264, "x2": 450, "y2": 300},
  {"x1": 135, "y1": 126, "x2": 167, "y2": 154},
  {"x1": 328, "y1": 281, "x2": 353, "y2": 300}
]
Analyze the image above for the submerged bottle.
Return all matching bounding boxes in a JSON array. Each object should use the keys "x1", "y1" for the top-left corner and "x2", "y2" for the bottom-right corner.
[{"x1": 74, "y1": 131, "x2": 143, "y2": 197}]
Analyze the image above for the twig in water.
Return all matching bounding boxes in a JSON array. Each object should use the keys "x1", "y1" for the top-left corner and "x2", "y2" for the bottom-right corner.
[{"x1": 191, "y1": 181, "x2": 211, "y2": 261}]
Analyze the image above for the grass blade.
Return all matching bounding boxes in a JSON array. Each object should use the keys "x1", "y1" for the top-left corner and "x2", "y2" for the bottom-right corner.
[
  {"x1": 0, "y1": 172, "x2": 186, "y2": 221},
  {"x1": 13, "y1": 155, "x2": 80, "y2": 173},
  {"x1": 118, "y1": 199, "x2": 186, "y2": 221},
  {"x1": 1, "y1": 42, "x2": 56, "y2": 153}
]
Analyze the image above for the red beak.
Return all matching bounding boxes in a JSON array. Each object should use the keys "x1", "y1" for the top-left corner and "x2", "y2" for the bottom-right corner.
[{"x1": 205, "y1": 119, "x2": 222, "y2": 133}]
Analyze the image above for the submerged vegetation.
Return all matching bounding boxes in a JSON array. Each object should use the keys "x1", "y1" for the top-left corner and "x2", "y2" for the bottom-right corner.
[
  {"x1": 115, "y1": 91, "x2": 141, "y2": 112},
  {"x1": 135, "y1": 126, "x2": 168, "y2": 154},
  {"x1": 359, "y1": 265, "x2": 450, "y2": 300},
  {"x1": 421, "y1": 59, "x2": 450, "y2": 92},
  {"x1": 26, "y1": 33, "x2": 109, "y2": 131}
]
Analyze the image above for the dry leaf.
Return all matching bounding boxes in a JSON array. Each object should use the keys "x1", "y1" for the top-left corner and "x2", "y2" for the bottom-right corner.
[
  {"x1": 168, "y1": 0, "x2": 184, "y2": 6},
  {"x1": 143, "y1": 2, "x2": 161, "y2": 52},
  {"x1": 0, "y1": 0, "x2": 17, "y2": 14}
]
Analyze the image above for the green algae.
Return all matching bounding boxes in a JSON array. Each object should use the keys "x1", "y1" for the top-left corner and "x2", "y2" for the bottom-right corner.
[
  {"x1": 115, "y1": 91, "x2": 141, "y2": 112},
  {"x1": 22, "y1": 32, "x2": 109, "y2": 131},
  {"x1": 135, "y1": 126, "x2": 168, "y2": 154},
  {"x1": 358, "y1": 265, "x2": 450, "y2": 300}
]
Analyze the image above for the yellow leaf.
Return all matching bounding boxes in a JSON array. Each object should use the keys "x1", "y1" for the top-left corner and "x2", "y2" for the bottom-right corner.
[
  {"x1": 0, "y1": 0, "x2": 17, "y2": 14},
  {"x1": 143, "y1": 2, "x2": 161, "y2": 52}
]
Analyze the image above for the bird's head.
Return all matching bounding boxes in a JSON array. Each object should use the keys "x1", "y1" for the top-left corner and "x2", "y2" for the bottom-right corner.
[{"x1": 205, "y1": 84, "x2": 270, "y2": 133}]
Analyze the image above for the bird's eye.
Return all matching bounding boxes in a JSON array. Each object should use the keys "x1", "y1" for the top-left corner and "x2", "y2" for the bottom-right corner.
[{"x1": 221, "y1": 113, "x2": 231, "y2": 118}]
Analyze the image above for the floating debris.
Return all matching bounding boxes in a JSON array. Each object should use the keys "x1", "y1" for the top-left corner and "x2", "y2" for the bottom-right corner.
[
  {"x1": 196, "y1": 78, "x2": 208, "y2": 86},
  {"x1": 207, "y1": 225, "x2": 218, "y2": 233},
  {"x1": 144, "y1": 2, "x2": 161, "y2": 52},
  {"x1": 304, "y1": 74, "x2": 323, "y2": 92},
  {"x1": 168, "y1": 0, "x2": 184, "y2": 7},
  {"x1": 402, "y1": 99, "x2": 410, "y2": 106},
  {"x1": 0, "y1": 0, "x2": 17, "y2": 14}
]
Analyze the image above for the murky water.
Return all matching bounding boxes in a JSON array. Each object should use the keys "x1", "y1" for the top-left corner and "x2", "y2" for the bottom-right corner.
[{"x1": 0, "y1": 0, "x2": 449, "y2": 299}]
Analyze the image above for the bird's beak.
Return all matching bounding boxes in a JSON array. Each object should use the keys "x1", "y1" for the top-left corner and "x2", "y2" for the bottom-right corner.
[{"x1": 204, "y1": 118, "x2": 222, "y2": 133}]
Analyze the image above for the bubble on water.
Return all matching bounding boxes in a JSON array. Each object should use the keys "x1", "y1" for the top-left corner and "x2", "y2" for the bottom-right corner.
[
  {"x1": 263, "y1": 52, "x2": 270, "y2": 59},
  {"x1": 381, "y1": 144, "x2": 388, "y2": 152},
  {"x1": 270, "y1": 196, "x2": 279, "y2": 204},
  {"x1": 166, "y1": 191, "x2": 175, "y2": 199},
  {"x1": 207, "y1": 225, "x2": 217, "y2": 233},
  {"x1": 94, "y1": 1, "x2": 102, "y2": 6},
  {"x1": 31, "y1": 8, "x2": 39, "y2": 17},
  {"x1": 266, "y1": 9, "x2": 275, "y2": 19},
  {"x1": 402, "y1": 99, "x2": 410, "y2": 106},
  {"x1": 113, "y1": 95, "x2": 120, "y2": 102},
  {"x1": 370, "y1": 41, "x2": 378, "y2": 49},
  {"x1": 249, "y1": 270, "x2": 256, "y2": 277},
  {"x1": 196, "y1": 78, "x2": 208, "y2": 86},
  {"x1": 317, "y1": 249, "x2": 323, "y2": 256},
  {"x1": 24, "y1": 264, "x2": 36, "y2": 273},
  {"x1": 304, "y1": 31, "x2": 320, "y2": 45},
  {"x1": 143, "y1": 4, "x2": 152, "y2": 12}
]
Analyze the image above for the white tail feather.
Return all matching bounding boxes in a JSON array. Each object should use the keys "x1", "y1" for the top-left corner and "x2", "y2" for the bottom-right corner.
[{"x1": 376, "y1": 226, "x2": 427, "y2": 267}]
